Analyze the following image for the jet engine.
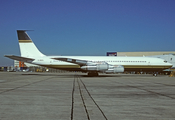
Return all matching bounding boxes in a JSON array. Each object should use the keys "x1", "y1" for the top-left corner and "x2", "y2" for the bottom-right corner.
[
  {"x1": 81, "y1": 61, "x2": 124, "y2": 73},
  {"x1": 105, "y1": 65, "x2": 124, "y2": 73},
  {"x1": 81, "y1": 63, "x2": 109, "y2": 71}
]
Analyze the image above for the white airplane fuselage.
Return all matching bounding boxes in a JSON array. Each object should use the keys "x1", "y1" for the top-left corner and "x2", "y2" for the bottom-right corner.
[{"x1": 31, "y1": 55, "x2": 172, "y2": 72}]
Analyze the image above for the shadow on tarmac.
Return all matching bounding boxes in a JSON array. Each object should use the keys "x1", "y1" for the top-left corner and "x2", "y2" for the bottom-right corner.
[
  {"x1": 79, "y1": 75, "x2": 122, "y2": 77},
  {"x1": 21, "y1": 73, "x2": 122, "y2": 77},
  {"x1": 20, "y1": 72, "x2": 160, "y2": 78}
]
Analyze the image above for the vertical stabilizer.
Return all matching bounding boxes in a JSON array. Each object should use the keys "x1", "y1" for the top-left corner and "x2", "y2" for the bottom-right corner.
[{"x1": 17, "y1": 30, "x2": 45, "y2": 57}]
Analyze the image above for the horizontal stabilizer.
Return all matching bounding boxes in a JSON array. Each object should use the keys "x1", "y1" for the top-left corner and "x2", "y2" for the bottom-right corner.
[{"x1": 5, "y1": 55, "x2": 34, "y2": 63}]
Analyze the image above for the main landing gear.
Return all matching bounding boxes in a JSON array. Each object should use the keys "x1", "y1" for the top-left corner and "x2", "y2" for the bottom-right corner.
[{"x1": 87, "y1": 72, "x2": 99, "y2": 76}]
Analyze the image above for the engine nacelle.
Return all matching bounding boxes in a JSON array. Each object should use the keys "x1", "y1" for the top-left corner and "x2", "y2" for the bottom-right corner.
[
  {"x1": 81, "y1": 64, "x2": 109, "y2": 71},
  {"x1": 105, "y1": 65, "x2": 124, "y2": 73}
]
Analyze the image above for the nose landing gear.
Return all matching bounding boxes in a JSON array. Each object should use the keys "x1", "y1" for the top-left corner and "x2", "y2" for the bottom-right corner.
[{"x1": 153, "y1": 72, "x2": 158, "y2": 77}]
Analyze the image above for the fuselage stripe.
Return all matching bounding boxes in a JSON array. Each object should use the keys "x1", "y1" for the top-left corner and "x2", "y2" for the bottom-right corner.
[
  {"x1": 19, "y1": 40, "x2": 33, "y2": 43},
  {"x1": 40, "y1": 64, "x2": 170, "y2": 69}
]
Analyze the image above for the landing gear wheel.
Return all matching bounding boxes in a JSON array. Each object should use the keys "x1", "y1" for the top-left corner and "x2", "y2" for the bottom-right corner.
[
  {"x1": 88, "y1": 72, "x2": 99, "y2": 76},
  {"x1": 153, "y1": 72, "x2": 158, "y2": 77}
]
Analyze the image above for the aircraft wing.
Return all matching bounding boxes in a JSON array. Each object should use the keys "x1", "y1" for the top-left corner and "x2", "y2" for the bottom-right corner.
[
  {"x1": 4, "y1": 55, "x2": 35, "y2": 62},
  {"x1": 52, "y1": 57, "x2": 88, "y2": 66}
]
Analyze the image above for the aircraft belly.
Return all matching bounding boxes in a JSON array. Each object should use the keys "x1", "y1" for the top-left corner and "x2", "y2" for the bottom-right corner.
[
  {"x1": 123, "y1": 65, "x2": 170, "y2": 68},
  {"x1": 123, "y1": 65, "x2": 171, "y2": 72}
]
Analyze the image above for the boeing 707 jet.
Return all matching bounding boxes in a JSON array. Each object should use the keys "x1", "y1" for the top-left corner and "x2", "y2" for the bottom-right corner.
[{"x1": 5, "y1": 30, "x2": 172, "y2": 76}]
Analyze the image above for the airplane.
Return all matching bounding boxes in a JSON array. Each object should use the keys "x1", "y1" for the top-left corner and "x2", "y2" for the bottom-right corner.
[{"x1": 5, "y1": 30, "x2": 172, "y2": 76}]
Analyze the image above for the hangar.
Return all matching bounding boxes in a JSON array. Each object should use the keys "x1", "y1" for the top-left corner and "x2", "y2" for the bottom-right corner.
[{"x1": 117, "y1": 51, "x2": 175, "y2": 56}]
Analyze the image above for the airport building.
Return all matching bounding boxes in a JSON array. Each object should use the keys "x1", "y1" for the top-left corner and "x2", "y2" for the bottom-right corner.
[
  {"x1": 116, "y1": 51, "x2": 175, "y2": 57},
  {"x1": 107, "y1": 51, "x2": 175, "y2": 56}
]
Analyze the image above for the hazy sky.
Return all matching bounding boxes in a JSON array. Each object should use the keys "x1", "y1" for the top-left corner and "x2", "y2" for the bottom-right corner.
[{"x1": 0, "y1": 0, "x2": 175, "y2": 66}]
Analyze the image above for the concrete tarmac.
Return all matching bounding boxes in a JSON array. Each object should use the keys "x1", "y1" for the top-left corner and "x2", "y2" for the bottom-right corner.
[{"x1": 0, "y1": 72, "x2": 175, "y2": 120}]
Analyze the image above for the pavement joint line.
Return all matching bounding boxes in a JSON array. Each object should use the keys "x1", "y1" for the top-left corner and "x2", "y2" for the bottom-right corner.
[
  {"x1": 153, "y1": 82, "x2": 175, "y2": 87},
  {"x1": 78, "y1": 75, "x2": 108, "y2": 120},
  {"x1": 71, "y1": 75, "x2": 75, "y2": 120},
  {"x1": 76, "y1": 75, "x2": 90, "y2": 120},
  {"x1": 133, "y1": 86, "x2": 175, "y2": 99},
  {"x1": 0, "y1": 77, "x2": 55, "y2": 95},
  {"x1": 108, "y1": 79, "x2": 175, "y2": 100}
]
